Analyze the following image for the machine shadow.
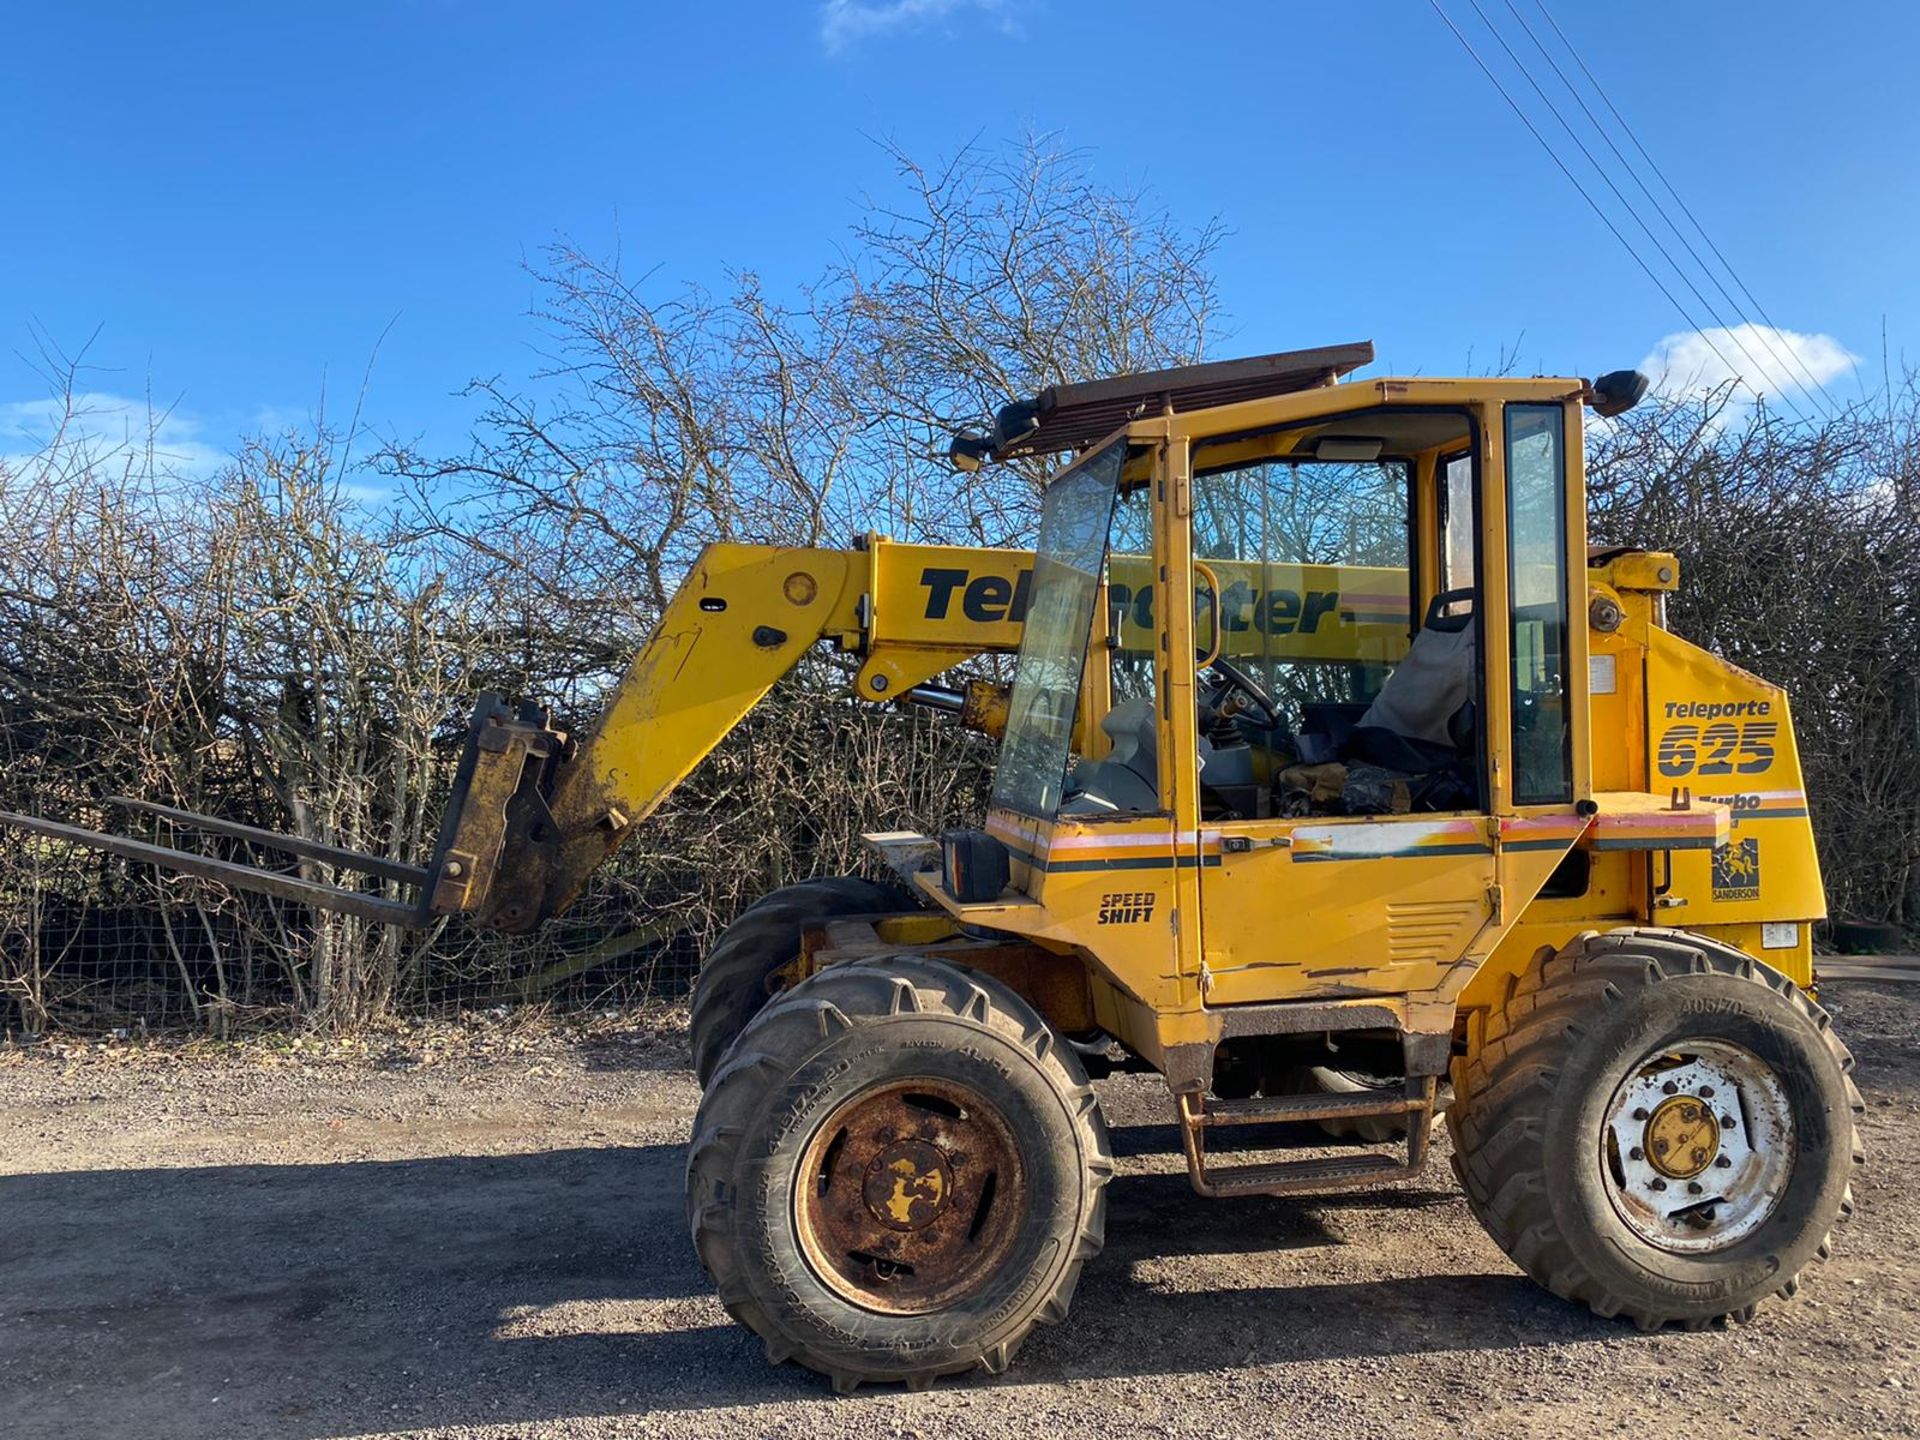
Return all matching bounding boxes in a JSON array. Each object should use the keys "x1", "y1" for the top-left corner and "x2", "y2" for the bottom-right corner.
[{"x1": 0, "y1": 1122, "x2": 1605, "y2": 1439}]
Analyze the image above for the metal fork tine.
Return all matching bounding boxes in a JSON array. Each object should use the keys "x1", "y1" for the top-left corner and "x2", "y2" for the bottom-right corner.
[
  {"x1": 104, "y1": 797, "x2": 430, "y2": 886},
  {"x1": 0, "y1": 810, "x2": 427, "y2": 927}
]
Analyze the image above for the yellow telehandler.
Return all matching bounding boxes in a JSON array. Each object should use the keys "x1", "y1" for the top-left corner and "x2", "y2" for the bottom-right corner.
[{"x1": 5, "y1": 342, "x2": 1861, "y2": 1392}]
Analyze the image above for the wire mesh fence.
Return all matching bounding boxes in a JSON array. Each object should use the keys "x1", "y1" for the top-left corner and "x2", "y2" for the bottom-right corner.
[{"x1": 0, "y1": 696, "x2": 996, "y2": 1038}]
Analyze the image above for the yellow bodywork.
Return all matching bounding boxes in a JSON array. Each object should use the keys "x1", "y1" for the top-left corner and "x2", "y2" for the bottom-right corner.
[
  {"x1": 539, "y1": 370, "x2": 1824, "y2": 1088},
  {"x1": 848, "y1": 377, "x2": 1822, "y2": 1076},
  {"x1": 533, "y1": 537, "x2": 1420, "y2": 921},
  {"x1": 0, "y1": 343, "x2": 1829, "y2": 1165}
]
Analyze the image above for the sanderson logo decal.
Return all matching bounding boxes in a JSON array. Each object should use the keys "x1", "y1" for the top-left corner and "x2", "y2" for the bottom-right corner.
[{"x1": 1712, "y1": 838, "x2": 1762, "y2": 902}]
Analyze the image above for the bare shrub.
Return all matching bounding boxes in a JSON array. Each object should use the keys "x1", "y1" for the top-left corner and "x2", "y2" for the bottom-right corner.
[
  {"x1": 370, "y1": 134, "x2": 1225, "y2": 1013},
  {"x1": 1589, "y1": 386, "x2": 1920, "y2": 926},
  {"x1": 0, "y1": 404, "x2": 484, "y2": 1031},
  {"x1": 3, "y1": 138, "x2": 1914, "y2": 1036}
]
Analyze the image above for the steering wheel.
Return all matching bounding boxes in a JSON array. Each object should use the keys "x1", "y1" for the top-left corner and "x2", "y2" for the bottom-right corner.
[{"x1": 1201, "y1": 653, "x2": 1283, "y2": 730}]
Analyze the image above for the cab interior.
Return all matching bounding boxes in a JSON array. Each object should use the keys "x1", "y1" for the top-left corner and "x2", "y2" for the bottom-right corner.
[{"x1": 1063, "y1": 405, "x2": 1499, "y2": 823}]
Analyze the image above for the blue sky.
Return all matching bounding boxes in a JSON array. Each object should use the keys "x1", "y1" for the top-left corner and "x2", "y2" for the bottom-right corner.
[{"x1": 4, "y1": 0, "x2": 1916, "y2": 470}]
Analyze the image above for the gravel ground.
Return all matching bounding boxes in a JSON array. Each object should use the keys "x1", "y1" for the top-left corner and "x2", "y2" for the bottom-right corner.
[{"x1": 2, "y1": 980, "x2": 1917, "y2": 1440}]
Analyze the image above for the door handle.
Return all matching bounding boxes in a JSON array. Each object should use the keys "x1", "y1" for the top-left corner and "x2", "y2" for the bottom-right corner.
[{"x1": 1218, "y1": 835, "x2": 1289, "y2": 853}]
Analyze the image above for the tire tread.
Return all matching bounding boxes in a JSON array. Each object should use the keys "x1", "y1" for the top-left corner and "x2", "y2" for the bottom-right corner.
[
  {"x1": 688, "y1": 876, "x2": 909, "y2": 1085},
  {"x1": 1449, "y1": 927, "x2": 1862, "y2": 1330},
  {"x1": 686, "y1": 954, "x2": 1112, "y2": 1391}
]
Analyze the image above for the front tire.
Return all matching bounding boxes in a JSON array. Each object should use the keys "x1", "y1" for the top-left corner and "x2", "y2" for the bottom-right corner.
[
  {"x1": 1449, "y1": 928, "x2": 1863, "y2": 1330},
  {"x1": 686, "y1": 955, "x2": 1112, "y2": 1391},
  {"x1": 688, "y1": 876, "x2": 909, "y2": 1086}
]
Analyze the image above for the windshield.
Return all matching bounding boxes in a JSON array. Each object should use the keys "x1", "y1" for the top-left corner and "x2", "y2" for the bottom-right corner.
[{"x1": 990, "y1": 439, "x2": 1129, "y2": 818}]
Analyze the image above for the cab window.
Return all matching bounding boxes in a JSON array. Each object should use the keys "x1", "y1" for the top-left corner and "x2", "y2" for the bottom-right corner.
[
  {"x1": 1504, "y1": 404, "x2": 1573, "y2": 805},
  {"x1": 1179, "y1": 410, "x2": 1482, "y2": 820}
]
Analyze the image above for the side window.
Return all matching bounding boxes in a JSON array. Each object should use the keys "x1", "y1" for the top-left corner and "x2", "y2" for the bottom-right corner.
[
  {"x1": 1168, "y1": 411, "x2": 1486, "y2": 822},
  {"x1": 1189, "y1": 456, "x2": 1412, "y2": 719},
  {"x1": 1504, "y1": 404, "x2": 1573, "y2": 805},
  {"x1": 992, "y1": 443, "x2": 1129, "y2": 818},
  {"x1": 1440, "y1": 452, "x2": 1475, "y2": 595}
]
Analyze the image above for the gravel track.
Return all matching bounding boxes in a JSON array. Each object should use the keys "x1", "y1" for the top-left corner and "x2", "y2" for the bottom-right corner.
[{"x1": 2, "y1": 979, "x2": 1916, "y2": 1440}]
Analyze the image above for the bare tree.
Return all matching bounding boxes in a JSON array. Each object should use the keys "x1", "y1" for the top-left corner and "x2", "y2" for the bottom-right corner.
[
  {"x1": 1589, "y1": 386, "x2": 1920, "y2": 926},
  {"x1": 833, "y1": 134, "x2": 1225, "y2": 546}
]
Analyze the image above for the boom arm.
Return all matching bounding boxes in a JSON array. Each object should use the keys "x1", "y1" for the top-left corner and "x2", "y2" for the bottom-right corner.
[
  {"x1": 0, "y1": 538, "x2": 1034, "y2": 934},
  {"x1": 456, "y1": 539, "x2": 1033, "y2": 931}
]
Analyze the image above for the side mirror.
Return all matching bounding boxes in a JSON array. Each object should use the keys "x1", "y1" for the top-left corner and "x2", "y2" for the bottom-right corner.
[{"x1": 1587, "y1": 369, "x2": 1650, "y2": 417}]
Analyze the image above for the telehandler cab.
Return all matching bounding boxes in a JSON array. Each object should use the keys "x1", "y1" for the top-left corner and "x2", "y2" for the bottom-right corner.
[{"x1": 5, "y1": 343, "x2": 1861, "y2": 1392}]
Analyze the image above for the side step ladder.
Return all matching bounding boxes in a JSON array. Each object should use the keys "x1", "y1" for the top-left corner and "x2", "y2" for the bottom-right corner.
[{"x1": 1176, "y1": 1075, "x2": 1439, "y2": 1198}]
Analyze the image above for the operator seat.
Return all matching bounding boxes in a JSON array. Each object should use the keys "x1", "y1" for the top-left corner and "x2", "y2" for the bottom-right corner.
[
  {"x1": 1062, "y1": 697, "x2": 1246, "y2": 814},
  {"x1": 1347, "y1": 588, "x2": 1476, "y2": 772},
  {"x1": 1060, "y1": 698, "x2": 1161, "y2": 814}
]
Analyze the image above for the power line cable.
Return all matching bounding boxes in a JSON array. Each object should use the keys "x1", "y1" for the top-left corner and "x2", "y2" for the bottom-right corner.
[
  {"x1": 1426, "y1": 1, "x2": 1761, "y2": 421},
  {"x1": 1458, "y1": 0, "x2": 1819, "y2": 428},
  {"x1": 1519, "y1": 0, "x2": 1842, "y2": 417},
  {"x1": 1532, "y1": 0, "x2": 1844, "y2": 406},
  {"x1": 1505, "y1": 2, "x2": 1840, "y2": 419}
]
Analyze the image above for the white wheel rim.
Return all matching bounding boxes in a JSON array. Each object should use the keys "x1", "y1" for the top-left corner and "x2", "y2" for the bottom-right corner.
[{"x1": 1601, "y1": 1040, "x2": 1795, "y2": 1254}]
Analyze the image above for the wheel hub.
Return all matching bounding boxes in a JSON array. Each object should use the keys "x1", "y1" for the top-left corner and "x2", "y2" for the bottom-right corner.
[
  {"x1": 795, "y1": 1078, "x2": 1025, "y2": 1314},
  {"x1": 1643, "y1": 1095, "x2": 1721, "y2": 1179},
  {"x1": 1602, "y1": 1040, "x2": 1795, "y2": 1254},
  {"x1": 862, "y1": 1140, "x2": 953, "y2": 1230}
]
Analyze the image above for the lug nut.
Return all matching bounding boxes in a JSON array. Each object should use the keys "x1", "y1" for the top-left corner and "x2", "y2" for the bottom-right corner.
[
  {"x1": 1699, "y1": 1085, "x2": 1715, "y2": 1098},
  {"x1": 1629, "y1": 1146, "x2": 1644, "y2": 1161},
  {"x1": 1722, "y1": 1114, "x2": 1738, "y2": 1130},
  {"x1": 1633, "y1": 1107, "x2": 1650, "y2": 1121},
  {"x1": 1715, "y1": 1156, "x2": 1733, "y2": 1169},
  {"x1": 1663, "y1": 1081, "x2": 1680, "y2": 1095},
  {"x1": 1688, "y1": 1181, "x2": 1704, "y2": 1195},
  {"x1": 1651, "y1": 1178, "x2": 1668, "y2": 1191}
]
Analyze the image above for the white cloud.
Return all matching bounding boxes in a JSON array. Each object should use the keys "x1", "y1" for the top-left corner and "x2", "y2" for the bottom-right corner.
[
  {"x1": 0, "y1": 391, "x2": 228, "y2": 478},
  {"x1": 819, "y1": 0, "x2": 1013, "y2": 52},
  {"x1": 0, "y1": 393, "x2": 399, "y2": 511},
  {"x1": 1640, "y1": 324, "x2": 1856, "y2": 404}
]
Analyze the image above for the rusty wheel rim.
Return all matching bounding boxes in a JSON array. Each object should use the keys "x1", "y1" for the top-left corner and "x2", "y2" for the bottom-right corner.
[{"x1": 793, "y1": 1077, "x2": 1027, "y2": 1314}]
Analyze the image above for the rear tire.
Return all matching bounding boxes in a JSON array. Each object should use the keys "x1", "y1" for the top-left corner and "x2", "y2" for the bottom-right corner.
[
  {"x1": 1449, "y1": 928, "x2": 1863, "y2": 1330},
  {"x1": 686, "y1": 955, "x2": 1112, "y2": 1391},
  {"x1": 688, "y1": 876, "x2": 910, "y2": 1086}
]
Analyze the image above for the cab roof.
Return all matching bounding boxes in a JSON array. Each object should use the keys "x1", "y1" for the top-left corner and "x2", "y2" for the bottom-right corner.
[{"x1": 996, "y1": 342, "x2": 1374, "y2": 459}]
